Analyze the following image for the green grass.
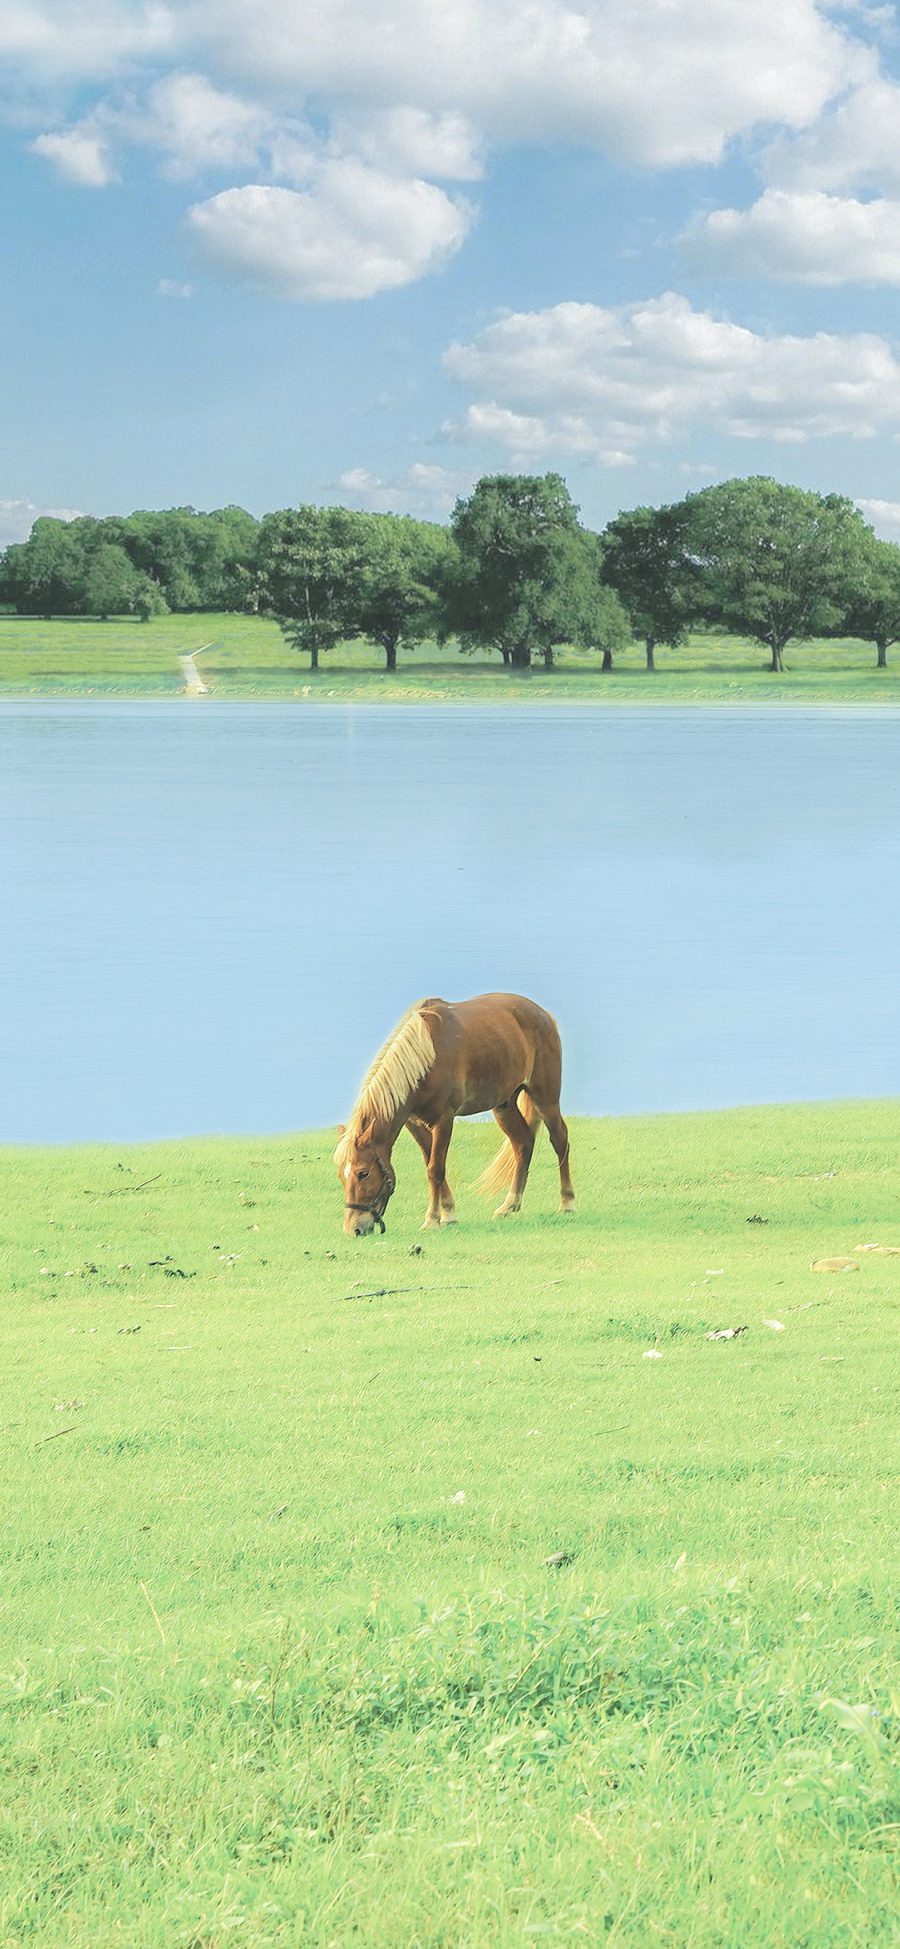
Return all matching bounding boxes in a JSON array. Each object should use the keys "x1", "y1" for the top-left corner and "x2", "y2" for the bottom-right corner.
[
  {"x1": 2, "y1": 611, "x2": 899, "y2": 702},
  {"x1": 2, "y1": 1101, "x2": 898, "y2": 1947}
]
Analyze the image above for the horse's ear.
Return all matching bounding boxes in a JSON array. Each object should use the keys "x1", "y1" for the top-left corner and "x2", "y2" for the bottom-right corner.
[
  {"x1": 337, "y1": 1122, "x2": 346, "y2": 1137},
  {"x1": 358, "y1": 1119, "x2": 375, "y2": 1146}
]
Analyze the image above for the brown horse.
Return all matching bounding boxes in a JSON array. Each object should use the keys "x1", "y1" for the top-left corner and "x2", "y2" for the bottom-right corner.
[{"x1": 335, "y1": 992, "x2": 574, "y2": 1235}]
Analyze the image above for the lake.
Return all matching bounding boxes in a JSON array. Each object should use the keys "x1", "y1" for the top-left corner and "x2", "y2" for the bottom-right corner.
[{"x1": 1, "y1": 701, "x2": 898, "y2": 1144}]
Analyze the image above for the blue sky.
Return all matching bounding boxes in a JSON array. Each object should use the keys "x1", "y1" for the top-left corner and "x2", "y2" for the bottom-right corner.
[{"x1": 4, "y1": 0, "x2": 900, "y2": 545}]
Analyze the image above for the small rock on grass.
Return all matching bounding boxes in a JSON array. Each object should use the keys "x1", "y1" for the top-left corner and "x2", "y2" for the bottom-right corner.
[{"x1": 811, "y1": 1257, "x2": 858, "y2": 1272}]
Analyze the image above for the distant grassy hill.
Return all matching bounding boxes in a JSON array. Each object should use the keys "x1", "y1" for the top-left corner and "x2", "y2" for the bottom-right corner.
[
  {"x1": 3, "y1": 1101, "x2": 898, "y2": 1946},
  {"x1": 1, "y1": 610, "x2": 899, "y2": 701}
]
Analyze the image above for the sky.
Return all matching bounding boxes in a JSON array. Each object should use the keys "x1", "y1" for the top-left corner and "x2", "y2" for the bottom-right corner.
[{"x1": 4, "y1": 0, "x2": 900, "y2": 546}]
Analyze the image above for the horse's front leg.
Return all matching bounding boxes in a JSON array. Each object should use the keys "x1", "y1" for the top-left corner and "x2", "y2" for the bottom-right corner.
[{"x1": 423, "y1": 1114, "x2": 455, "y2": 1228}]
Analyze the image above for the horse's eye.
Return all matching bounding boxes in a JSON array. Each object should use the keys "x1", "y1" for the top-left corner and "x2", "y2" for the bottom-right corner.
[{"x1": 358, "y1": 1168, "x2": 369, "y2": 1180}]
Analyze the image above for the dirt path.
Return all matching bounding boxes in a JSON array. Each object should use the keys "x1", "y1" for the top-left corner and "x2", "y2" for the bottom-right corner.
[{"x1": 179, "y1": 645, "x2": 213, "y2": 696}]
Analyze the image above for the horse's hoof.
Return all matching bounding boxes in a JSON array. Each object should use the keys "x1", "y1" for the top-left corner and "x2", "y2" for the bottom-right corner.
[
  {"x1": 493, "y1": 1204, "x2": 519, "y2": 1219},
  {"x1": 559, "y1": 1202, "x2": 576, "y2": 1215},
  {"x1": 441, "y1": 1213, "x2": 459, "y2": 1227},
  {"x1": 421, "y1": 1217, "x2": 442, "y2": 1230}
]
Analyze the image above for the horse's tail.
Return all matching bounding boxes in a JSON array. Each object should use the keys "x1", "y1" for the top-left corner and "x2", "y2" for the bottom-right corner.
[{"x1": 473, "y1": 1090, "x2": 543, "y2": 1196}]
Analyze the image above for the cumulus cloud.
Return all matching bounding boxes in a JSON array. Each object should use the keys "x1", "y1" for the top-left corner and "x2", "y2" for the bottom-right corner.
[
  {"x1": 762, "y1": 76, "x2": 900, "y2": 196},
  {"x1": 333, "y1": 461, "x2": 470, "y2": 515},
  {"x1": 445, "y1": 292, "x2": 900, "y2": 460},
  {"x1": 856, "y1": 496, "x2": 900, "y2": 541},
  {"x1": 144, "y1": 71, "x2": 273, "y2": 180},
  {"x1": 31, "y1": 120, "x2": 116, "y2": 185},
  {"x1": 685, "y1": 187, "x2": 900, "y2": 284},
  {"x1": 193, "y1": 0, "x2": 859, "y2": 167},
  {"x1": 0, "y1": 497, "x2": 82, "y2": 546},
  {"x1": 0, "y1": 0, "x2": 176, "y2": 85},
  {"x1": 330, "y1": 107, "x2": 483, "y2": 182},
  {"x1": 4, "y1": 0, "x2": 861, "y2": 166},
  {"x1": 14, "y1": 2, "x2": 900, "y2": 306},
  {"x1": 188, "y1": 162, "x2": 471, "y2": 300}
]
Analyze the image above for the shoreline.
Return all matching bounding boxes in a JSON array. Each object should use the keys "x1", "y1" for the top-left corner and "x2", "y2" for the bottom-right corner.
[
  {"x1": 2, "y1": 1094, "x2": 897, "y2": 1156},
  {"x1": 3, "y1": 690, "x2": 900, "y2": 713}
]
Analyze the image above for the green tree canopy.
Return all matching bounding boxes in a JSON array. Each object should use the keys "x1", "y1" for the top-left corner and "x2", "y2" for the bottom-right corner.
[
  {"x1": 3, "y1": 518, "x2": 84, "y2": 616},
  {"x1": 447, "y1": 473, "x2": 588, "y2": 669},
  {"x1": 600, "y1": 502, "x2": 693, "y2": 671},
  {"x1": 81, "y1": 541, "x2": 143, "y2": 620},
  {"x1": 842, "y1": 531, "x2": 900, "y2": 669},
  {"x1": 560, "y1": 529, "x2": 631, "y2": 670},
  {"x1": 257, "y1": 505, "x2": 368, "y2": 669},
  {"x1": 350, "y1": 515, "x2": 457, "y2": 669},
  {"x1": 682, "y1": 476, "x2": 871, "y2": 672}
]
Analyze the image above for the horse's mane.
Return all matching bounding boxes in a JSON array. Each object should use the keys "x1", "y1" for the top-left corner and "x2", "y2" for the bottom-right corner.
[{"x1": 337, "y1": 1002, "x2": 438, "y2": 1156}]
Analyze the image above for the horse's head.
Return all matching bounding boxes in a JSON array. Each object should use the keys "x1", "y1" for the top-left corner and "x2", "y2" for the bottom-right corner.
[{"x1": 335, "y1": 1122, "x2": 396, "y2": 1236}]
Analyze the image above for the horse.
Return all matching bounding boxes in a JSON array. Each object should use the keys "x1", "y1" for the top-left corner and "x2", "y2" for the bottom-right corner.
[{"x1": 335, "y1": 992, "x2": 575, "y2": 1235}]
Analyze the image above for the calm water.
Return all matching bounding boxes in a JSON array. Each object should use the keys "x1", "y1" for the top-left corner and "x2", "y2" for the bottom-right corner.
[{"x1": 1, "y1": 701, "x2": 899, "y2": 1144}]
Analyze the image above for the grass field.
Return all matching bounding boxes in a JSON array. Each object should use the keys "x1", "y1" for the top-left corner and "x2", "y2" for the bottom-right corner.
[
  {"x1": 2, "y1": 1102, "x2": 898, "y2": 1947},
  {"x1": 1, "y1": 611, "x2": 899, "y2": 702}
]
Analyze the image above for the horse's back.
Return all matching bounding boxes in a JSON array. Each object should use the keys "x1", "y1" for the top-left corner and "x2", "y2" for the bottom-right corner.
[{"x1": 449, "y1": 992, "x2": 560, "y2": 1042}]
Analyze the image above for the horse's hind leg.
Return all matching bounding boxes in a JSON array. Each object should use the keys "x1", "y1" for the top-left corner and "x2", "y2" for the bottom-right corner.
[
  {"x1": 490, "y1": 1098, "x2": 537, "y2": 1216},
  {"x1": 544, "y1": 1104, "x2": 575, "y2": 1212},
  {"x1": 528, "y1": 1078, "x2": 575, "y2": 1214}
]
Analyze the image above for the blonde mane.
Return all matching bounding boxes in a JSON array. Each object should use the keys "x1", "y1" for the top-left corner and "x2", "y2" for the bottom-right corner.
[{"x1": 337, "y1": 1003, "x2": 437, "y2": 1157}]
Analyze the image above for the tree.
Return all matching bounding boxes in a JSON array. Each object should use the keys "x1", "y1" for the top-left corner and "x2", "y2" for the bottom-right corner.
[
  {"x1": 842, "y1": 531, "x2": 900, "y2": 669},
  {"x1": 81, "y1": 541, "x2": 142, "y2": 619},
  {"x1": 564, "y1": 530, "x2": 631, "y2": 669},
  {"x1": 257, "y1": 506, "x2": 367, "y2": 669},
  {"x1": 682, "y1": 477, "x2": 870, "y2": 673},
  {"x1": 447, "y1": 473, "x2": 586, "y2": 669},
  {"x1": 351, "y1": 515, "x2": 456, "y2": 669},
  {"x1": 3, "y1": 517, "x2": 84, "y2": 616},
  {"x1": 122, "y1": 506, "x2": 259, "y2": 610},
  {"x1": 134, "y1": 576, "x2": 169, "y2": 622},
  {"x1": 600, "y1": 503, "x2": 693, "y2": 671}
]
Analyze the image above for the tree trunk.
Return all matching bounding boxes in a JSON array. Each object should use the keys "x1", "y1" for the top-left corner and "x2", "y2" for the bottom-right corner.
[
  {"x1": 877, "y1": 640, "x2": 888, "y2": 670},
  {"x1": 541, "y1": 646, "x2": 554, "y2": 669},
  {"x1": 769, "y1": 641, "x2": 785, "y2": 673},
  {"x1": 309, "y1": 642, "x2": 319, "y2": 671},
  {"x1": 500, "y1": 647, "x2": 511, "y2": 666},
  {"x1": 383, "y1": 637, "x2": 397, "y2": 671},
  {"x1": 510, "y1": 642, "x2": 531, "y2": 669},
  {"x1": 645, "y1": 638, "x2": 655, "y2": 672},
  {"x1": 601, "y1": 648, "x2": 613, "y2": 672}
]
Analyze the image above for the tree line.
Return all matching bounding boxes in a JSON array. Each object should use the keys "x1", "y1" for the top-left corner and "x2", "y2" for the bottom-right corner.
[{"x1": 2, "y1": 473, "x2": 899, "y2": 672}]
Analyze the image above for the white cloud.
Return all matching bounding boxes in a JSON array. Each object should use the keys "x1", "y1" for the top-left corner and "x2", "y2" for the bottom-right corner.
[
  {"x1": 856, "y1": 496, "x2": 900, "y2": 540},
  {"x1": 0, "y1": 497, "x2": 82, "y2": 547},
  {"x1": 457, "y1": 401, "x2": 634, "y2": 467},
  {"x1": 144, "y1": 71, "x2": 272, "y2": 180},
  {"x1": 195, "y1": 0, "x2": 859, "y2": 167},
  {"x1": 686, "y1": 187, "x2": 900, "y2": 284},
  {"x1": 31, "y1": 121, "x2": 116, "y2": 186},
  {"x1": 330, "y1": 106, "x2": 483, "y2": 181},
  {"x1": 445, "y1": 291, "x2": 900, "y2": 460},
  {"x1": 4, "y1": 0, "x2": 862, "y2": 167},
  {"x1": 188, "y1": 162, "x2": 472, "y2": 300},
  {"x1": 0, "y1": 1, "x2": 176, "y2": 84},
  {"x1": 158, "y1": 276, "x2": 192, "y2": 297},
  {"x1": 333, "y1": 460, "x2": 469, "y2": 515},
  {"x1": 762, "y1": 77, "x2": 900, "y2": 196}
]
